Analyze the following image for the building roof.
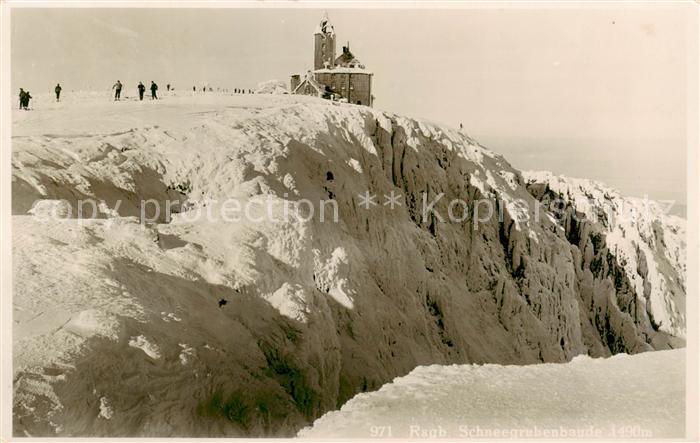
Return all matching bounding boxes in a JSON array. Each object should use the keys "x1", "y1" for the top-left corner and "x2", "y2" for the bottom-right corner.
[
  {"x1": 335, "y1": 51, "x2": 353, "y2": 65},
  {"x1": 293, "y1": 74, "x2": 325, "y2": 95},
  {"x1": 313, "y1": 67, "x2": 373, "y2": 75},
  {"x1": 335, "y1": 46, "x2": 365, "y2": 67},
  {"x1": 335, "y1": 55, "x2": 365, "y2": 68}
]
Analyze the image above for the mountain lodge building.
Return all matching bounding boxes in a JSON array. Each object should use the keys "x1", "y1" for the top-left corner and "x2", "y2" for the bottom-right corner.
[{"x1": 290, "y1": 13, "x2": 374, "y2": 107}]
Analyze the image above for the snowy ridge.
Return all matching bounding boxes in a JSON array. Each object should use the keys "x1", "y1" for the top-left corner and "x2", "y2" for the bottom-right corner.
[
  {"x1": 523, "y1": 170, "x2": 686, "y2": 338},
  {"x1": 300, "y1": 349, "x2": 685, "y2": 439},
  {"x1": 11, "y1": 92, "x2": 686, "y2": 437}
]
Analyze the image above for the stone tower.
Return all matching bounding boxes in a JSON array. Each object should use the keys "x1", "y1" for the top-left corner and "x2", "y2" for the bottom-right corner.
[{"x1": 314, "y1": 12, "x2": 336, "y2": 70}]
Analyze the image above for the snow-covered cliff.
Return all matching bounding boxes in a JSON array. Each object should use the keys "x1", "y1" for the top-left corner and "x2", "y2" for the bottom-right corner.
[
  {"x1": 523, "y1": 171, "x2": 686, "y2": 340},
  {"x1": 11, "y1": 93, "x2": 686, "y2": 437}
]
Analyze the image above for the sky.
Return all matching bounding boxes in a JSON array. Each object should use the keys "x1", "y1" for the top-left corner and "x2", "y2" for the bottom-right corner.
[{"x1": 11, "y1": 6, "x2": 693, "y2": 207}]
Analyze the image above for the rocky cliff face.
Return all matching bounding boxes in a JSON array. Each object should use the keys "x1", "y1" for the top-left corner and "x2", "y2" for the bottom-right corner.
[
  {"x1": 11, "y1": 94, "x2": 685, "y2": 437},
  {"x1": 523, "y1": 171, "x2": 686, "y2": 353}
]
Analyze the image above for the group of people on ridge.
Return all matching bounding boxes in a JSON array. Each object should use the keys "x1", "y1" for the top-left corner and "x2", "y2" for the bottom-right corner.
[
  {"x1": 18, "y1": 88, "x2": 32, "y2": 110},
  {"x1": 190, "y1": 86, "x2": 253, "y2": 94},
  {"x1": 18, "y1": 79, "x2": 251, "y2": 110},
  {"x1": 113, "y1": 80, "x2": 159, "y2": 101},
  {"x1": 18, "y1": 83, "x2": 61, "y2": 109}
]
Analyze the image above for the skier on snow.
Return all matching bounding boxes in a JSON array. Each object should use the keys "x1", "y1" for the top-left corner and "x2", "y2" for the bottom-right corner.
[
  {"x1": 113, "y1": 80, "x2": 122, "y2": 101},
  {"x1": 137, "y1": 82, "x2": 146, "y2": 101},
  {"x1": 150, "y1": 81, "x2": 158, "y2": 100},
  {"x1": 55, "y1": 83, "x2": 62, "y2": 102}
]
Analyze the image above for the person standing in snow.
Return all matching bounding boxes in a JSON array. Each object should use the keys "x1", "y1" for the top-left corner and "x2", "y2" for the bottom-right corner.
[
  {"x1": 137, "y1": 82, "x2": 146, "y2": 101},
  {"x1": 166, "y1": 83, "x2": 171, "y2": 91},
  {"x1": 18, "y1": 88, "x2": 26, "y2": 110},
  {"x1": 22, "y1": 90, "x2": 32, "y2": 109},
  {"x1": 150, "y1": 81, "x2": 158, "y2": 100},
  {"x1": 113, "y1": 80, "x2": 122, "y2": 101},
  {"x1": 55, "y1": 83, "x2": 62, "y2": 102}
]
